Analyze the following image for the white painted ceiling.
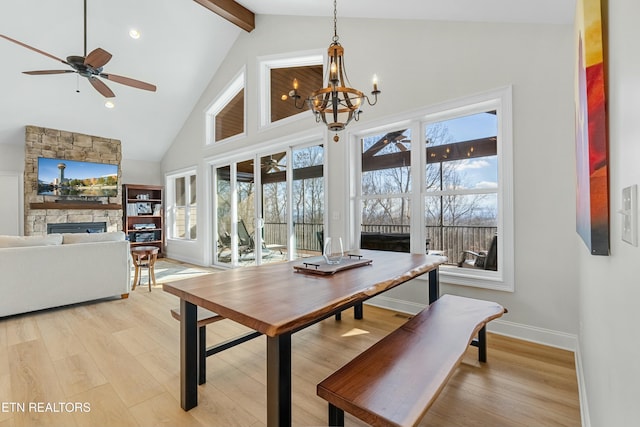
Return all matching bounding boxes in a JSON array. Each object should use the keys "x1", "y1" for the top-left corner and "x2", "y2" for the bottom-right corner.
[{"x1": 0, "y1": 0, "x2": 575, "y2": 161}]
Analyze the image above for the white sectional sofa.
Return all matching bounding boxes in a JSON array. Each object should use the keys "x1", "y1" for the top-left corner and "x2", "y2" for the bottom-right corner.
[{"x1": 0, "y1": 231, "x2": 132, "y2": 317}]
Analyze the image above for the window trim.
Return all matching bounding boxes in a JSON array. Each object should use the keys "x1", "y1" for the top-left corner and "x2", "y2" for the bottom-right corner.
[
  {"x1": 257, "y1": 51, "x2": 324, "y2": 131},
  {"x1": 205, "y1": 67, "x2": 246, "y2": 146},
  {"x1": 348, "y1": 86, "x2": 514, "y2": 292},
  {"x1": 166, "y1": 168, "x2": 198, "y2": 242}
]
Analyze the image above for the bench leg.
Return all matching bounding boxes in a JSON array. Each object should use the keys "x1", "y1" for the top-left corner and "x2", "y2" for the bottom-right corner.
[
  {"x1": 198, "y1": 326, "x2": 206, "y2": 385},
  {"x1": 328, "y1": 404, "x2": 345, "y2": 427}
]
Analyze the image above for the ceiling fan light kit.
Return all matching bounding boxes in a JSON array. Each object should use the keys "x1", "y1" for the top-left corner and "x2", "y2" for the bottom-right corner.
[
  {"x1": 289, "y1": 0, "x2": 380, "y2": 141},
  {"x1": 0, "y1": 0, "x2": 156, "y2": 99}
]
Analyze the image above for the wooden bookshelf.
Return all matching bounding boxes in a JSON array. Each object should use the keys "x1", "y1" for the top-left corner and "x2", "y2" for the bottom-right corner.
[{"x1": 122, "y1": 184, "x2": 164, "y2": 256}]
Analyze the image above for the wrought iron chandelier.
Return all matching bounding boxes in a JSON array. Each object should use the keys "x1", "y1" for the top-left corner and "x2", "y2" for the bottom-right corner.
[{"x1": 289, "y1": 0, "x2": 380, "y2": 141}]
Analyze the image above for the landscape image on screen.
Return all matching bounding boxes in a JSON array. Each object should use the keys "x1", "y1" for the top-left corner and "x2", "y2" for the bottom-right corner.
[{"x1": 37, "y1": 157, "x2": 118, "y2": 197}]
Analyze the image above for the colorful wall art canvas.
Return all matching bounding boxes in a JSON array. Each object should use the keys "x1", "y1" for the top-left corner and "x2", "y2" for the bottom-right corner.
[{"x1": 575, "y1": 0, "x2": 609, "y2": 255}]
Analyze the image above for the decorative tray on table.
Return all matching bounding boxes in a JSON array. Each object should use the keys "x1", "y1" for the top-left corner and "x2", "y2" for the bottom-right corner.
[{"x1": 293, "y1": 254, "x2": 373, "y2": 276}]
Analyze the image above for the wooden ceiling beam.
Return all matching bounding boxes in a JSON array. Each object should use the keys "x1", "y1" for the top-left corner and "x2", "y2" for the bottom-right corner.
[{"x1": 193, "y1": 0, "x2": 255, "y2": 32}]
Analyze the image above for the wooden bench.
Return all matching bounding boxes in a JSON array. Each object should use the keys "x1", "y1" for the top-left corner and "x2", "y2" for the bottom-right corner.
[
  {"x1": 170, "y1": 306, "x2": 261, "y2": 385},
  {"x1": 316, "y1": 294, "x2": 506, "y2": 427}
]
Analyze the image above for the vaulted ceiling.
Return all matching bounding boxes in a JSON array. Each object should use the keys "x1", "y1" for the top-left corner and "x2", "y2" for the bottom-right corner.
[{"x1": 0, "y1": 0, "x2": 575, "y2": 161}]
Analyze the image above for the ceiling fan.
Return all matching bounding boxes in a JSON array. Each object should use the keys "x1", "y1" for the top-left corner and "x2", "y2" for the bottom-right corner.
[{"x1": 0, "y1": 0, "x2": 156, "y2": 98}]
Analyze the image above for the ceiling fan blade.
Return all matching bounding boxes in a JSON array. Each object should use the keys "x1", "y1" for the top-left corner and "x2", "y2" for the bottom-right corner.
[
  {"x1": 84, "y1": 48, "x2": 112, "y2": 69},
  {"x1": 23, "y1": 70, "x2": 76, "y2": 75},
  {"x1": 100, "y1": 73, "x2": 156, "y2": 92},
  {"x1": 0, "y1": 34, "x2": 69, "y2": 65},
  {"x1": 88, "y1": 76, "x2": 115, "y2": 98}
]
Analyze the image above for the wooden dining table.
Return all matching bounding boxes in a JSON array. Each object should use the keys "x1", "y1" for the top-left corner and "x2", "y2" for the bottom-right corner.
[{"x1": 162, "y1": 250, "x2": 447, "y2": 427}]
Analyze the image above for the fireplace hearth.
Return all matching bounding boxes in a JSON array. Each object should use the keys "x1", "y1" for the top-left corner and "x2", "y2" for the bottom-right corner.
[{"x1": 47, "y1": 222, "x2": 107, "y2": 234}]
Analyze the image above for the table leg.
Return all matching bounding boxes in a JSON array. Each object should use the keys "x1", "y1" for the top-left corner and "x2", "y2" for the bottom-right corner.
[
  {"x1": 428, "y1": 268, "x2": 440, "y2": 304},
  {"x1": 266, "y1": 333, "x2": 292, "y2": 427},
  {"x1": 180, "y1": 299, "x2": 198, "y2": 410}
]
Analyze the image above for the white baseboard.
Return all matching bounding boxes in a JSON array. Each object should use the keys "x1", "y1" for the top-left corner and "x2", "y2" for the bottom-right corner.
[
  {"x1": 163, "y1": 252, "x2": 204, "y2": 266},
  {"x1": 575, "y1": 344, "x2": 591, "y2": 427},
  {"x1": 367, "y1": 296, "x2": 578, "y2": 351}
]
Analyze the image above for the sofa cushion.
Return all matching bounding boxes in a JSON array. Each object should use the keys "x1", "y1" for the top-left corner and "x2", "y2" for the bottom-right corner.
[
  {"x1": 0, "y1": 233, "x2": 63, "y2": 248},
  {"x1": 62, "y1": 231, "x2": 126, "y2": 244}
]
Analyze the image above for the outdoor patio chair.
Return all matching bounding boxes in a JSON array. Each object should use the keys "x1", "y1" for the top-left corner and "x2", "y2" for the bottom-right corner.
[
  {"x1": 457, "y1": 235, "x2": 498, "y2": 271},
  {"x1": 217, "y1": 231, "x2": 232, "y2": 259},
  {"x1": 237, "y1": 219, "x2": 273, "y2": 259}
]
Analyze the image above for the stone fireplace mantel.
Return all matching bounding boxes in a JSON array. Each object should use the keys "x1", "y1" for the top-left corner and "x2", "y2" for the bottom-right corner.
[{"x1": 30, "y1": 202, "x2": 122, "y2": 210}]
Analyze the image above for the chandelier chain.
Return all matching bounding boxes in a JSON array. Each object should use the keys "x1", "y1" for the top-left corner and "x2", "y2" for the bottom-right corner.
[
  {"x1": 288, "y1": 0, "x2": 380, "y2": 139},
  {"x1": 332, "y1": 0, "x2": 339, "y2": 43}
]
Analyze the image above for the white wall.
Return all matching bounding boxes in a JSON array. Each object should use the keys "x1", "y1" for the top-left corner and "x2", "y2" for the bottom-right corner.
[
  {"x1": 120, "y1": 159, "x2": 162, "y2": 186},
  {"x1": 578, "y1": 0, "x2": 640, "y2": 425},
  {"x1": 162, "y1": 15, "x2": 578, "y2": 342},
  {"x1": 0, "y1": 143, "x2": 24, "y2": 171}
]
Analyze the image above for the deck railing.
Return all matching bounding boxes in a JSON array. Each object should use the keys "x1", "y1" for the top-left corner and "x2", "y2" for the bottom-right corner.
[{"x1": 263, "y1": 222, "x2": 497, "y2": 265}]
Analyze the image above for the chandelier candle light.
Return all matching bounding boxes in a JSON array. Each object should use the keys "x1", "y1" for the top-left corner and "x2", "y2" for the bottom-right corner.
[{"x1": 289, "y1": 0, "x2": 380, "y2": 141}]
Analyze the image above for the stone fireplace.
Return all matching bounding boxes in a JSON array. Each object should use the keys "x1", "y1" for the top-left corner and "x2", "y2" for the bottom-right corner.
[{"x1": 23, "y1": 125, "x2": 123, "y2": 236}]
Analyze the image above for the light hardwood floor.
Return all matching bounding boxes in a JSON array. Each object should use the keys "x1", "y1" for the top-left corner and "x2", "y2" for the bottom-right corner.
[{"x1": 0, "y1": 270, "x2": 581, "y2": 427}]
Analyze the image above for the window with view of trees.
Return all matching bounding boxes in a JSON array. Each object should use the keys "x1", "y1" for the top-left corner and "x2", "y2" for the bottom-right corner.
[
  {"x1": 361, "y1": 129, "x2": 412, "y2": 251},
  {"x1": 171, "y1": 172, "x2": 197, "y2": 240},
  {"x1": 355, "y1": 88, "x2": 513, "y2": 290},
  {"x1": 425, "y1": 112, "x2": 498, "y2": 269}
]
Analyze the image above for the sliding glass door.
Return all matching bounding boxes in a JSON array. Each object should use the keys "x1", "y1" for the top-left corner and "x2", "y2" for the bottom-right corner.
[{"x1": 211, "y1": 142, "x2": 324, "y2": 268}]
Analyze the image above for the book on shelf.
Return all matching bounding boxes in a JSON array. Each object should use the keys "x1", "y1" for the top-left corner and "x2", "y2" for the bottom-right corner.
[{"x1": 127, "y1": 203, "x2": 138, "y2": 216}]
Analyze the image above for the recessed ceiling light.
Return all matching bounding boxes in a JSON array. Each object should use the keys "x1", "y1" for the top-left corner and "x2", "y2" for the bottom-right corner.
[
  {"x1": 105, "y1": 101, "x2": 115, "y2": 109},
  {"x1": 129, "y1": 29, "x2": 140, "y2": 39}
]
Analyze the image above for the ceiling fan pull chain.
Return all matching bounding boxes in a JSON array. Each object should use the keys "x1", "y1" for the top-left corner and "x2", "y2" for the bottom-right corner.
[{"x1": 76, "y1": 74, "x2": 80, "y2": 93}]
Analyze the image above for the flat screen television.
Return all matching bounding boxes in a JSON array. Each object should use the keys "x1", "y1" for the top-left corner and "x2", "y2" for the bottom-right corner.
[{"x1": 37, "y1": 157, "x2": 119, "y2": 197}]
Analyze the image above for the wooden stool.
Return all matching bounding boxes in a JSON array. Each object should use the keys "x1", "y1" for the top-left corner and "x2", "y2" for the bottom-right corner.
[{"x1": 131, "y1": 246, "x2": 159, "y2": 291}]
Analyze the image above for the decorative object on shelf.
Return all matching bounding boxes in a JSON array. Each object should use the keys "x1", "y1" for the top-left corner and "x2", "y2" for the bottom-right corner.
[
  {"x1": 133, "y1": 223, "x2": 156, "y2": 230},
  {"x1": 288, "y1": 0, "x2": 380, "y2": 141},
  {"x1": 153, "y1": 204, "x2": 161, "y2": 216},
  {"x1": 137, "y1": 202, "x2": 152, "y2": 215}
]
